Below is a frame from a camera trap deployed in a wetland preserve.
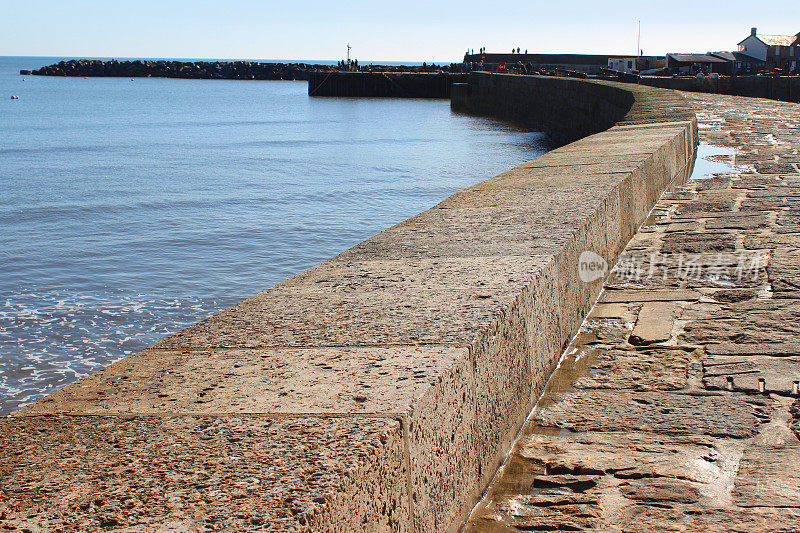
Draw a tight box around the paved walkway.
[466,93,800,531]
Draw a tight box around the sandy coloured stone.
[600,289,701,303]
[17,346,467,416]
[619,478,702,503]
[535,390,770,438]
[629,302,680,345]
[519,431,720,483]
[683,299,800,345]
[612,504,800,533]
[708,288,758,303]
[471,493,602,532]
[661,232,736,253]
[0,415,409,532]
[703,356,800,395]
[705,342,800,357]
[769,247,800,296]
[575,349,690,391]
[587,303,631,319]
[732,444,800,508]
[532,474,599,491]
[704,215,768,230]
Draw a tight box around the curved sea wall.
[638,74,800,104]
[308,71,468,98]
[1,74,696,532]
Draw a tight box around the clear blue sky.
[1,0,797,62]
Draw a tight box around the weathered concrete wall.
[1,75,697,532]
[308,72,468,98]
[452,72,697,146]
[451,73,633,145]
[639,74,800,103]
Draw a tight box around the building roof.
[667,53,729,64]
[738,33,798,46]
[710,51,765,63]
[758,34,797,46]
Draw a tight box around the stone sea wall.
[1,74,697,532]
[308,72,468,98]
[639,74,800,103]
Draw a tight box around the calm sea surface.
[0,56,548,415]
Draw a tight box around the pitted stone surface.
[0,416,409,532]
[153,256,551,349]
[18,346,468,415]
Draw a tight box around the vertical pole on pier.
[637,20,641,70]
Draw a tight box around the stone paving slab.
[704,356,800,395]
[628,302,681,345]
[732,444,800,507]
[518,431,719,482]
[600,289,701,303]
[574,348,691,391]
[705,342,800,357]
[535,390,770,438]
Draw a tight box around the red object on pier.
[498,62,507,73]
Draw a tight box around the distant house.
[666,53,731,75]
[738,27,800,71]
[709,51,765,75]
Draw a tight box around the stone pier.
[465,93,800,531]
[1,76,698,532]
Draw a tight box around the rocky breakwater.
[24,59,458,80]
[26,59,333,80]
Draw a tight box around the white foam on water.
[0,286,226,414]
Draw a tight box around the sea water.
[0,56,548,414]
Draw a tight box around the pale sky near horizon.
[1,0,797,62]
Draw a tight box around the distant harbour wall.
[461,53,666,74]
[451,73,637,146]
[2,74,697,532]
[308,71,469,98]
[639,74,800,103]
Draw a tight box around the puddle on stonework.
[690,143,740,180]
[462,339,606,532]
[640,143,742,228]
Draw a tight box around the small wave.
[0,287,228,415]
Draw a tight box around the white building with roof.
[738,28,799,71]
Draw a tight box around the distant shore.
[20,59,458,80]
